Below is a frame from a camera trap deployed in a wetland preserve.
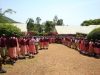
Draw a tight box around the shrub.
[0,23,22,37]
[87,27,100,40]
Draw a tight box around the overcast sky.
[0,0,100,25]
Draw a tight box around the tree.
[0,8,21,37]
[35,17,42,33]
[44,21,54,33]
[87,27,100,40]
[26,17,43,35]
[38,25,43,33]
[0,8,15,16]
[0,8,16,23]
[57,19,63,25]
[0,23,21,37]
[26,18,34,32]
[81,19,100,26]
[53,15,58,25]
[36,17,41,24]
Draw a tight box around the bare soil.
[2,44,100,75]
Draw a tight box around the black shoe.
[39,48,42,50]
[11,61,14,65]
[0,68,7,73]
[95,55,100,59]
[32,55,34,58]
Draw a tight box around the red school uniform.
[20,38,27,55]
[8,37,17,58]
[28,38,36,54]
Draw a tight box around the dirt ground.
[2,44,100,75]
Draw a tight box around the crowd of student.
[55,36,100,58]
[0,34,100,73]
[0,34,49,73]
[38,36,100,58]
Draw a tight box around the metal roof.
[55,25,100,34]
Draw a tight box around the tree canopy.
[87,27,100,40]
[53,15,64,26]
[26,17,44,35]
[53,15,58,25]
[81,19,100,26]
[0,9,17,23]
[36,17,41,24]
[0,23,21,37]
[26,18,34,32]
[0,8,22,37]
[57,19,63,25]
[44,21,55,33]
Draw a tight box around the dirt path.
[2,44,100,75]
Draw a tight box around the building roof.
[13,23,27,32]
[55,25,100,34]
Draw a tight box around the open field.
[2,44,100,75]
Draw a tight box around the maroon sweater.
[0,37,7,47]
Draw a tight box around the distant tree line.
[26,15,64,35]
[81,18,100,40]
[81,19,100,26]
[0,8,64,36]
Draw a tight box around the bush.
[87,27,100,40]
[0,23,22,37]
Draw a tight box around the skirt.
[29,45,36,54]
[8,47,17,58]
[20,45,27,55]
[94,48,100,54]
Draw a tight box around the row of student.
[61,36,100,58]
[0,35,49,73]
[45,36,100,58]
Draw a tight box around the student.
[84,39,89,54]
[65,37,69,46]
[42,37,45,49]
[44,37,49,49]
[88,39,94,56]
[94,40,100,58]
[62,37,66,45]
[16,37,21,58]
[39,37,43,50]
[79,38,85,53]
[0,34,7,64]
[34,37,39,54]
[8,36,18,65]
[0,35,7,73]
[20,37,27,58]
[75,38,80,50]
[49,37,52,44]
[71,37,75,49]
[28,37,35,58]
[0,55,6,73]
[26,37,30,55]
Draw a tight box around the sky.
[0,0,100,25]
